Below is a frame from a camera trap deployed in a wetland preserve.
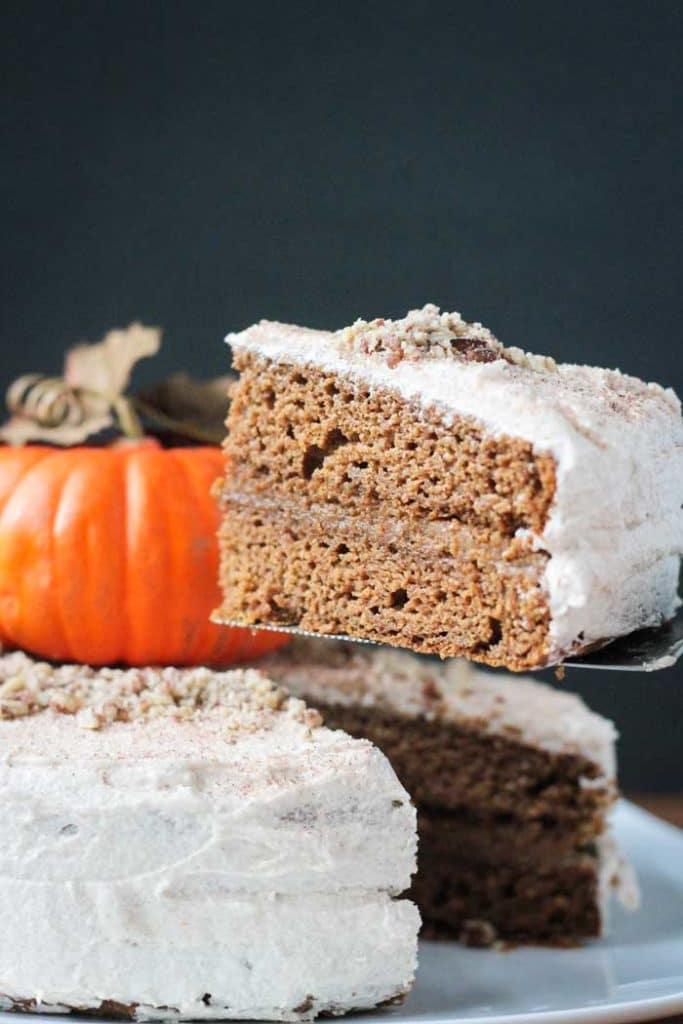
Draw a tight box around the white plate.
[2,802,681,1024]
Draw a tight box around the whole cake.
[258,639,638,946]
[0,652,419,1020]
[215,304,683,670]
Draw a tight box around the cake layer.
[226,352,556,534]
[220,306,683,667]
[414,826,601,945]
[0,653,419,1019]
[413,808,598,866]
[256,640,634,945]
[219,498,551,669]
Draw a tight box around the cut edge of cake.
[256,638,639,946]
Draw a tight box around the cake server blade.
[216,604,683,672]
[562,604,683,671]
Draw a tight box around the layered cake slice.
[215,304,683,669]
[0,652,419,1021]
[258,639,638,946]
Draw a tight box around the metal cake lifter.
[214,603,683,673]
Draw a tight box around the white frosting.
[597,826,641,925]
[0,888,418,1021]
[227,311,683,661]
[0,666,419,1019]
[259,640,617,779]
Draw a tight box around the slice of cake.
[0,652,419,1021]
[257,639,638,946]
[215,304,683,670]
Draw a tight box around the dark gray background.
[2,1,681,790]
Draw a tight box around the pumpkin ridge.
[0,448,52,516]
[123,448,167,665]
[108,450,129,662]
[57,448,127,665]
[159,447,201,665]
[52,452,88,664]
[33,453,75,660]
[121,449,140,665]
[168,449,206,664]
[0,450,55,653]
[170,447,225,665]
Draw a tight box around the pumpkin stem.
[111,395,145,440]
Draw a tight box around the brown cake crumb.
[458,919,499,948]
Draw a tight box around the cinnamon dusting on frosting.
[0,651,323,733]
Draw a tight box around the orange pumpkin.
[0,440,288,667]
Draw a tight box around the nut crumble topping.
[0,651,323,733]
[337,303,557,373]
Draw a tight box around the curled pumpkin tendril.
[5,375,144,439]
[7,375,88,429]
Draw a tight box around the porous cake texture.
[0,652,419,1021]
[258,639,638,946]
[216,304,683,670]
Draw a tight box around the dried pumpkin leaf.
[65,323,161,397]
[136,371,233,443]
